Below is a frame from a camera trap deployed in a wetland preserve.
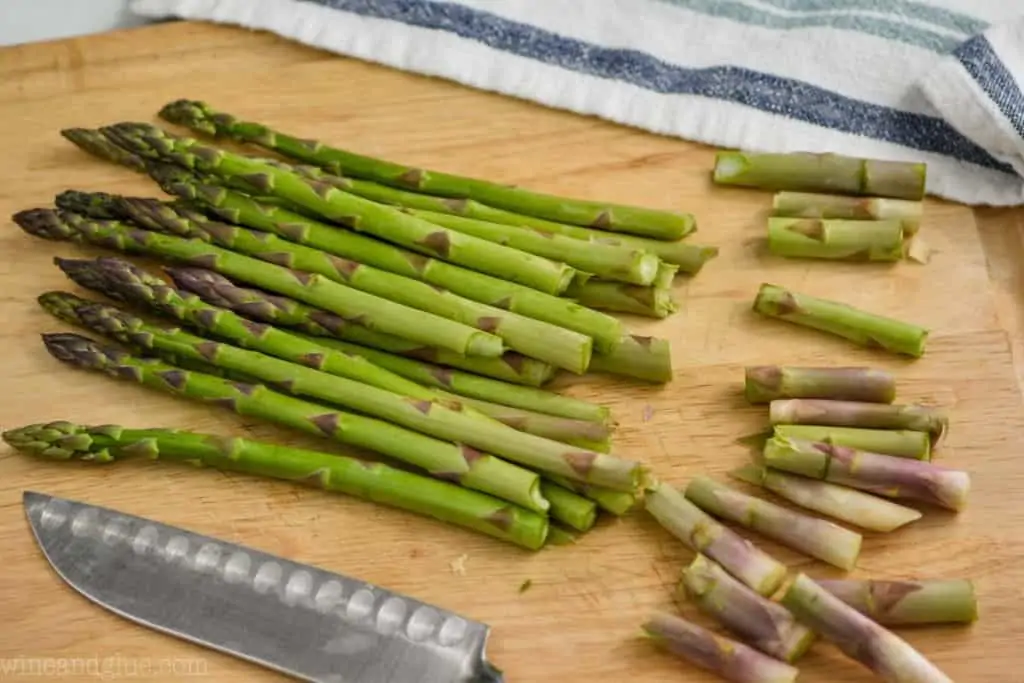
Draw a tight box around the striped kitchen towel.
[131,0,1024,206]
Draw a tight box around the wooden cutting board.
[2,21,1023,683]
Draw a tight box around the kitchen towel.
[130,0,1024,206]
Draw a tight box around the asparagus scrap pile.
[2,100,718,549]
[639,364,971,682]
[713,150,932,263]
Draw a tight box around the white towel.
[131,0,1024,206]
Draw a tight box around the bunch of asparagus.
[5,100,720,549]
[637,365,973,681]
[712,149,931,263]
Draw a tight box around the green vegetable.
[766,218,904,261]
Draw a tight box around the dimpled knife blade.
[23,491,504,683]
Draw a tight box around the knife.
[22,490,505,683]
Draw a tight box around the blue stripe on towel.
[755,0,986,37]
[311,0,1014,174]
[955,35,1024,141]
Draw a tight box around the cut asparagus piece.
[767,217,903,261]
[166,266,556,386]
[102,123,580,295]
[773,424,931,460]
[745,365,896,404]
[16,209,507,359]
[539,480,597,532]
[158,99,697,240]
[588,335,673,383]
[116,197,592,374]
[772,191,923,236]
[146,169,624,354]
[781,574,954,683]
[564,279,677,319]
[644,481,788,596]
[764,436,970,511]
[680,554,815,663]
[753,283,929,357]
[3,421,548,550]
[730,464,922,533]
[714,150,927,200]
[404,209,662,286]
[684,475,862,570]
[295,334,611,424]
[770,398,949,446]
[546,475,637,516]
[39,332,552,511]
[816,579,978,625]
[641,612,799,683]
[652,262,679,289]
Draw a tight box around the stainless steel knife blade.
[23,490,505,683]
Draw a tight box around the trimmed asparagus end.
[817,579,978,625]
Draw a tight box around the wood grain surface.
[1,21,1023,683]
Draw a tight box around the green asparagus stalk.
[745,365,896,403]
[115,196,593,374]
[753,283,929,357]
[60,128,150,173]
[165,266,556,386]
[766,218,904,261]
[644,481,788,596]
[679,554,815,663]
[564,279,677,318]
[772,191,923,236]
[781,574,953,683]
[641,612,798,683]
[730,464,922,532]
[402,209,662,285]
[764,436,970,511]
[539,480,597,532]
[144,167,625,354]
[773,424,931,460]
[652,262,679,289]
[40,332,553,510]
[684,475,862,570]
[16,209,509,359]
[545,474,637,516]
[443,396,610,451]
[296,334,610,424]
[158,99,696,240]
[770,398,948,446]
[588,334,673,383]
[713,150,927,200]
[102,123,580,296]
[816,579,978,625]
[3,421,549,550]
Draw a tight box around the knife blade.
[23,490,505,683]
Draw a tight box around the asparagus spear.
[745,365,895,403]
[770,398,949,446]
[773,424,930,460]
[165,266,556,386]
[644,481,788,596]
[588,334,673,384]
[545,474,636,516]
[145,168,625,354]
[402,209,662,286]
[764,436,970,511]
[652,262,679,289]
[730,464,922,532]
[16,209,510,359]
[40,332,553,510]
[685,475,862,570]
[767,218,904,261]
[158,99,696,240]
[540,480,597,532]
[60,128,150,173]
[753,283,929,357]
[679,554,815,663]
[641,612,798,683]
[102,123,580,296]
[116,196,593,374]
[781,574,954,683]
[442,395,610,452]
[816,579,978,625]
[294,333,610,424]
[3,421,549,550]
[713,150,927,200]
[772,191,923,236]
[563,279,677,318]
